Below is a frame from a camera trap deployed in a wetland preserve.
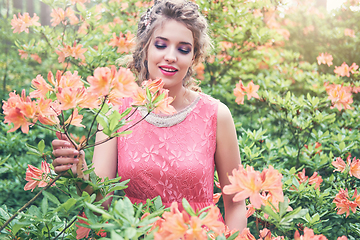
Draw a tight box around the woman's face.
[147,19,194,90]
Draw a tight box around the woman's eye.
[155,44,166,49]
[179,48,191,54]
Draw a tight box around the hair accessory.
[144,6,154,30]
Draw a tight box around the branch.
[0,172,66,232]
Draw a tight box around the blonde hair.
[127,0,211,88]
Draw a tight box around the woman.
[52,0,246,231]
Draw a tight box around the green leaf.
[0,155,10,166]
[182,198,196,216]
[281,207,308,223]
[125,227,137,238]
[111,230,124,240]
[84,202,113,220]
[226,231,240,240]
[42,191,60,205]
[38,140,45,153]
[261,205,280,221]
[41,197,48,217]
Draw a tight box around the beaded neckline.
[138,94,201,127]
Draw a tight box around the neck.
[167,86,195,111]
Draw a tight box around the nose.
[164,46,177,63]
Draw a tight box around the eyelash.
[154,43,191,54]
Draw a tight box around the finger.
[52,157,79,167]
[52,139,73,150]
[53,148,79,158]
[53,164,73,174]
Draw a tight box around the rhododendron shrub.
[2,0,360,239]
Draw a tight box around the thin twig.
[53,209,84,240]
[0,172,66,232]
[86,96,108,146]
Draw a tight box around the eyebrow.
[155,36,193,46]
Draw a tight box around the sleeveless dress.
[117,92,219,212]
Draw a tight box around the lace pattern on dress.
[138,95,201,127]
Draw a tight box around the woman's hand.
[52,132,84,176]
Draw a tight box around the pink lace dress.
[117,92,219,212]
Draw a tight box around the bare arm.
[215,102,247,231]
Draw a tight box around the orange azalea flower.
[56,87,78,110]
[334,62,351,77]
[243,80,260,100]
[75,212,90,239]
[213,193,221,204]
[333,189,358,217]
[108,31,135,53]
[153,96,176,115]
[142,78,165,94]
[246,203,255,218]
[87,66,114,97]
[18,49,28,59]
[308,172,323,190]
[58,71,84,90]
[194,63,205,80]
[30,54,42,64]
[50,8,66,26]
[11,12,40,33]
[24,161,53,191]
[316,52,333,67]
[154,202,188,240]
[349,62,359,74]
[3,107,31,133]
[132,87,147,106]
[349,157,360,179]
[223,165,263,208]
[64,109,84,127]
[337,237,348,240]
[71,42,87,61]
[185,216,207,240]
[260,228,285,240]
[233,80,246,105]
[30,75,53,99]
[344,28,355,38]
[237,228,256,240]
[260,165,284,202]
[294,227,327,240]
[333,155,360,179]
[201,205,225,235]
[65,8,79,25]
[110,67,138,100]
[223,165,283,209]
[326,84,353,111]
[332,157,347,173]
[3,90,34,133]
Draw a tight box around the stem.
[86,96,108,146]
[53,209,84,240]
[125,107,138,120]
[83,112,150,150]
[0,172,66,232]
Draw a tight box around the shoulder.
[217,101,234,125]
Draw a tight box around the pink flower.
[24,161,54,191]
